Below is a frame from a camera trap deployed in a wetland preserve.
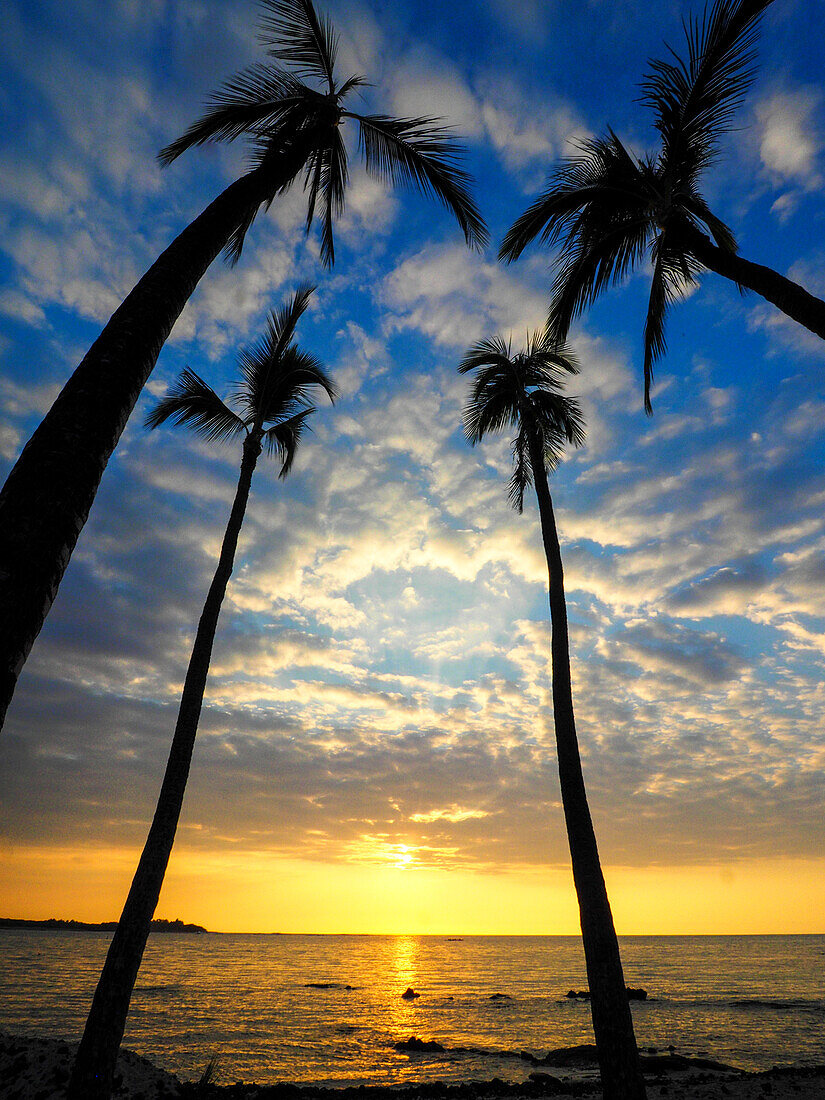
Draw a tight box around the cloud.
[3,0,825,902]
[383,243,548,347]
[756,88,824,221]
[758,89,823,187]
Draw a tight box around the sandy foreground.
[2,1031,824,1100]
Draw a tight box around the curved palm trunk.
[67,434,262,1100]
[680,223,825,341]
[0,136,312,732]
[527,435,646,1100]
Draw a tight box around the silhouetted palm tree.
[68,285,336,1100]
[0,0,487,731]
[500,0,825,412]
[459,332,646,1100]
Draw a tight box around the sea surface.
[0,932,823,1087]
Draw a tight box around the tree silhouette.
[68,285,336,1100]
[460,331,646,1100]
[0,0,487,731]
[500,0,825,411]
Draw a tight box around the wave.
[305,982,358,991]
[728,998,825,1014]
[606,994,825,1015]
[133,983,183,997]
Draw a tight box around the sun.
[393,844,414,869]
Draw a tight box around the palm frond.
[508,426,532,514]
[547,213,653,339]
[235,284,317,413]
[680,189,737,252]
[524,331,581,380]
[158,65,307,165]
[263,407,315,476]
[145,370,247,442]
[459,332,585,509]
[463,380,521,443]
[500,132,649,262]
[337,74,369,98]
[458,336,513,376]
[260,0,338,90]
[353,113,488,250]
[258,346,338,423]
[530,388,587,452]
[317,127,348,267]
[642,0,773,177]
[642,234,701,412]
[303,149,324,234]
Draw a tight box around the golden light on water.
[390,934,419,990]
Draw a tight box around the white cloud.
[757,89,823,217]
[383,242,548,347]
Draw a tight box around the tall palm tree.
[459,332,646,1100]
[0,0,487,732]
[500,0,825,412]
[67,285,337,1100]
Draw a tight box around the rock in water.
[394,1037,445,1053]
[401,986,420,999]
[565,986,647,1001]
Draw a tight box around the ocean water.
[0,932,822,1087]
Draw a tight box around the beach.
[3,1029,825,1100]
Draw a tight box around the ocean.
[0,932,822,1087]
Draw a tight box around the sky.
[1,0,824,936]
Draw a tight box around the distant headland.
[0,917,207,933]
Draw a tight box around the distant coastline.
[0,917,207,934]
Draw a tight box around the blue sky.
[1,0,824,932]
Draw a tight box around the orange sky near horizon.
[3,844,824,936]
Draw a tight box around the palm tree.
[0,0,487,732]
[67,285,337,1100]
[500,0,825,412]
[459,332,646,1100]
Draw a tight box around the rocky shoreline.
[3,1030,824,1100]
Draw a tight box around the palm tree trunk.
[679,223,825,341]
[0,136,313,733]
[527,435,646,1100]
[67,435,261,1100]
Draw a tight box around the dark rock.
[527,1072,567,1093]
[401,987,420,1000]
[489,993,512,1000]
[640,1053,738,1074]
[565,986,647,1001]
[305,982,356,990]
[539,1044,600,1067]
[394,1037,445,1053]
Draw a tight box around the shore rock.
[538,1044,599,1067]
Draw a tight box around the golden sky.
[4,843,824,935]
